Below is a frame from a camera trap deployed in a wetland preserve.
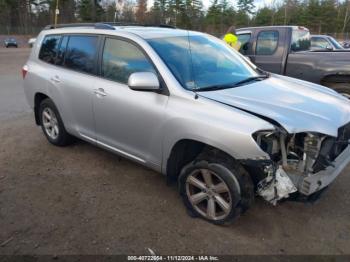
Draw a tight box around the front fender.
[161,95,273,174]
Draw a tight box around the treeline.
[0,0,350,36]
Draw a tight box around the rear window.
[291,28,311,52]
[39,35,61,64]
[64,35,98,74]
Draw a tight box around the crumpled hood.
[199,75,350,137]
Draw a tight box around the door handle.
[50,75,60,83]
[94,88,107,97]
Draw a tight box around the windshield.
[291,29,311,52]
[328,36,343,50]
[147,34,260,90]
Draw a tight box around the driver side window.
[102,38,156,84]
[237,33,251,55]
[311,37,330,49]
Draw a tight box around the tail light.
[22,65,28,79]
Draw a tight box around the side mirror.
[128,72,160,91]
[326,45,333,51]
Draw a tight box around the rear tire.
[39,98,74,146]
[178,149,254,225]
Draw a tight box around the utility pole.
[54,0,59,27]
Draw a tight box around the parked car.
[310,34,344,51]
[236,26,350,97]
[342,41,350,49]
[28,37,36,47]
[23,23,350,224]
[4,38,18,48]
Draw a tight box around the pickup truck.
[236,26,350,97]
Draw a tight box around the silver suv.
[23,23,350,225]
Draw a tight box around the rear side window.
[256,31,279,55]
[102,38,156,84]
[39,35,61,64]
[64,35,98,74]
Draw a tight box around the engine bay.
[253,122,350,204]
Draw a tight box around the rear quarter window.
[39,35,61,64]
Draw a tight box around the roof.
[237,25,309,31]
[42,23,202,39]
[113,26,197,39]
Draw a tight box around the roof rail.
[44,23,95,30]
[94,23,115,30]
[44,22,176,30]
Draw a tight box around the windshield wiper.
[233,74,269,86]
[196,74,269,92]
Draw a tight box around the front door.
[93,37,168,167]
[251,29,286,74]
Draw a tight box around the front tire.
[178,149,254,225]
[39,98,73,146]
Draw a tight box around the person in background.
[223,25,241,51]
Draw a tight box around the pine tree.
[151,0,169,24]
[237,0,255,15]
[168,0,186,26]
[254,7,274,26]
[77,0,104,22]
[78,0,93,21]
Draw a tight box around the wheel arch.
[321,74,350,95]
[164,138,239,185]
[321,74,350,85]
[34,92,49,125]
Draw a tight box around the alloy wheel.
[186,168,232,221]
[42,107,59,140]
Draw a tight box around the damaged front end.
[251,122,350,205]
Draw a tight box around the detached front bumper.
[298,145,350,195]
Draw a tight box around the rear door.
[251,28,288,74]
[51,34,99,139]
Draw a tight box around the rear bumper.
[298,145,350,195]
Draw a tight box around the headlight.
[253,129,280,157]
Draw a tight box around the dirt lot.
[0,48,350,255]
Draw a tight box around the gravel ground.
[0,48,350,255]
